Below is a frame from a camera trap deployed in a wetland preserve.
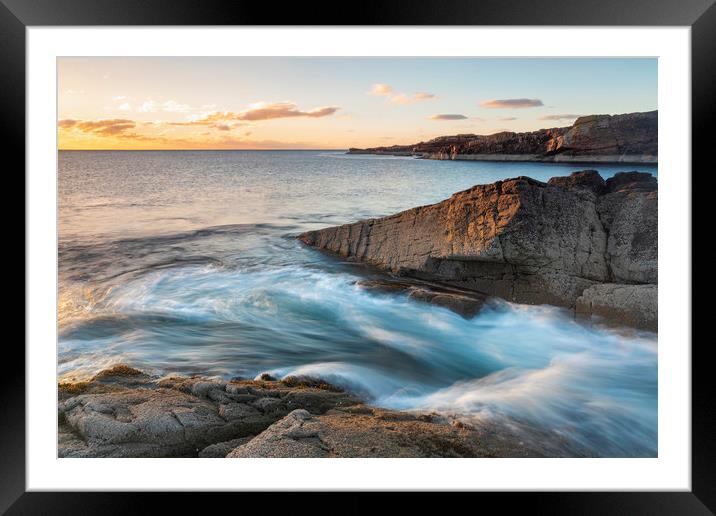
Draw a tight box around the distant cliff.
[348,110,657,164]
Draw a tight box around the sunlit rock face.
[298,170,657,330]
[348,110,657,163]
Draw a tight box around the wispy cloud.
[370,84,437,105]
[232,102,339,121]
[181,102,340,124]
[370,84,393,96]
[136,99,193,114]
[161,100,192,113]
[59,118,136,136]
[499,117,517,121]
[480,98,544,109]
[539,114,581,121]
[390,92,437,105]
[138,100,158,113]
[429,114,468,120]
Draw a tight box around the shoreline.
[345,150,658,165]
[58,365,560,458]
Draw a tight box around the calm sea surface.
[58,150,658,456]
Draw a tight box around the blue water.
[58,150,658,457]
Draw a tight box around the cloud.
[233,102,339,121]
[112,95,127,101]
[178,102,340,125]
[59,118,137,136]
[161,100,192,113]
[136,99,193,114]
[414,92,436,100]
[370,84,437,105]
[370,83,393,96]
[138,100,158,113]
[389,92,437,105]
[117,102,131,111]
[499,117,517,121]
[539,114,581,121]
[429,114,468,120]
[480,98,544,109]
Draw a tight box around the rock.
[227,409,329,458]
[227,407,543,458]
[356,278,488,318]
[406,288,486,318]
[58,368,360,458]
[547,170,606,195]
[605,171,658,193]
[576,284,657,331]
[348,111,657,163]
[298,171,657,330]
[58,366,593,458]
[198,436,254,458]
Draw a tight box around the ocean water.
[58,150,658,457]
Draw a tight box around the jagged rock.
[348,110,657,163]
[298,171,657,330]
[547,170,606,195]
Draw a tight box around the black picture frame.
[4,0,709,513]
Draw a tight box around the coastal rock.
[198,436,254,458]
[355,278,488,317]
[58,366,360,458]
[226,407,542,458]
[298,171,657,330]
[348,110,657,163]
[57,366,597,458]
[576,283,657,331]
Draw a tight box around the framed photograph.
[7,0,710,512]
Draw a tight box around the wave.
[58,260,657,456]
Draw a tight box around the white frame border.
[27,27,691,491]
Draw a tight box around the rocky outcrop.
[58,365,360,458]
[58,365,547,458]
[226,407,541,458]
[348,110,657,164]
[298,171,657,330]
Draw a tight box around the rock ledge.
[298,170,657,330]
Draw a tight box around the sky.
[58,57,657,150]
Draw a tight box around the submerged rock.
[298,171,657,330]
[355,278,488,317]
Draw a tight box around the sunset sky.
[58,57,657,150]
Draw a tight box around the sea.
[58,150,659,457]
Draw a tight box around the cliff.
[348,110,657,164]
[298,170,657,330]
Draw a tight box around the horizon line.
[58,148,350,152]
